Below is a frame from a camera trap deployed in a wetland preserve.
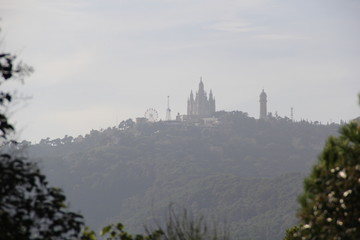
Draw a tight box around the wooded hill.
[26,111,339,240]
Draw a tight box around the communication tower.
[166,96,171,121]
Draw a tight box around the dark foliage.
[295,122,360,239]
[81,206,229,240]
[283,226,300,240]
[0,52,32,139]
[82,222,164,240]
[0,153,83,240]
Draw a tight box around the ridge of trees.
[28,111,339,239]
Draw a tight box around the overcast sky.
[1,0,360,142]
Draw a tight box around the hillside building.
[187,78,216,117]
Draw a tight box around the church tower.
[187,78,216,117]
[259,89,267,119]
[187,91,194,115]
[209,90,215,113]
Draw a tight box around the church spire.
[199,77,204,92]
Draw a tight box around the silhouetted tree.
[0,153,83,239]
[119,119,135,130]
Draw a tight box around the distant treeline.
[26,111,339,240]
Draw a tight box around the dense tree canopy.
[0,153,83,240]
[28,111,339,240]
[295,121,360,239]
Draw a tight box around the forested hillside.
[26,111,339,240]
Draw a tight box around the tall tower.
[197,77,206,115]
[259,89,267,119]
[166,96,171,121]
[209,90,215,113]
[187,91,194,115]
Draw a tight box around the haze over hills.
[4,0,359,143]
[25,111,340,240]
[2,1,359,239]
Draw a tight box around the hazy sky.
[1,0,360,142]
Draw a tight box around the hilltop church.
[184,78,267,121]
[187,78,216,117]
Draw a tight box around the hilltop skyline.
[1,0,359,142]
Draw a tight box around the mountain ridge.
[26,111,340,239]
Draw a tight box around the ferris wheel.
[144,108,158,122]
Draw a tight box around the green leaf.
[100,225,112,236]
[81,226,96,240]
[116,223,124,231]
